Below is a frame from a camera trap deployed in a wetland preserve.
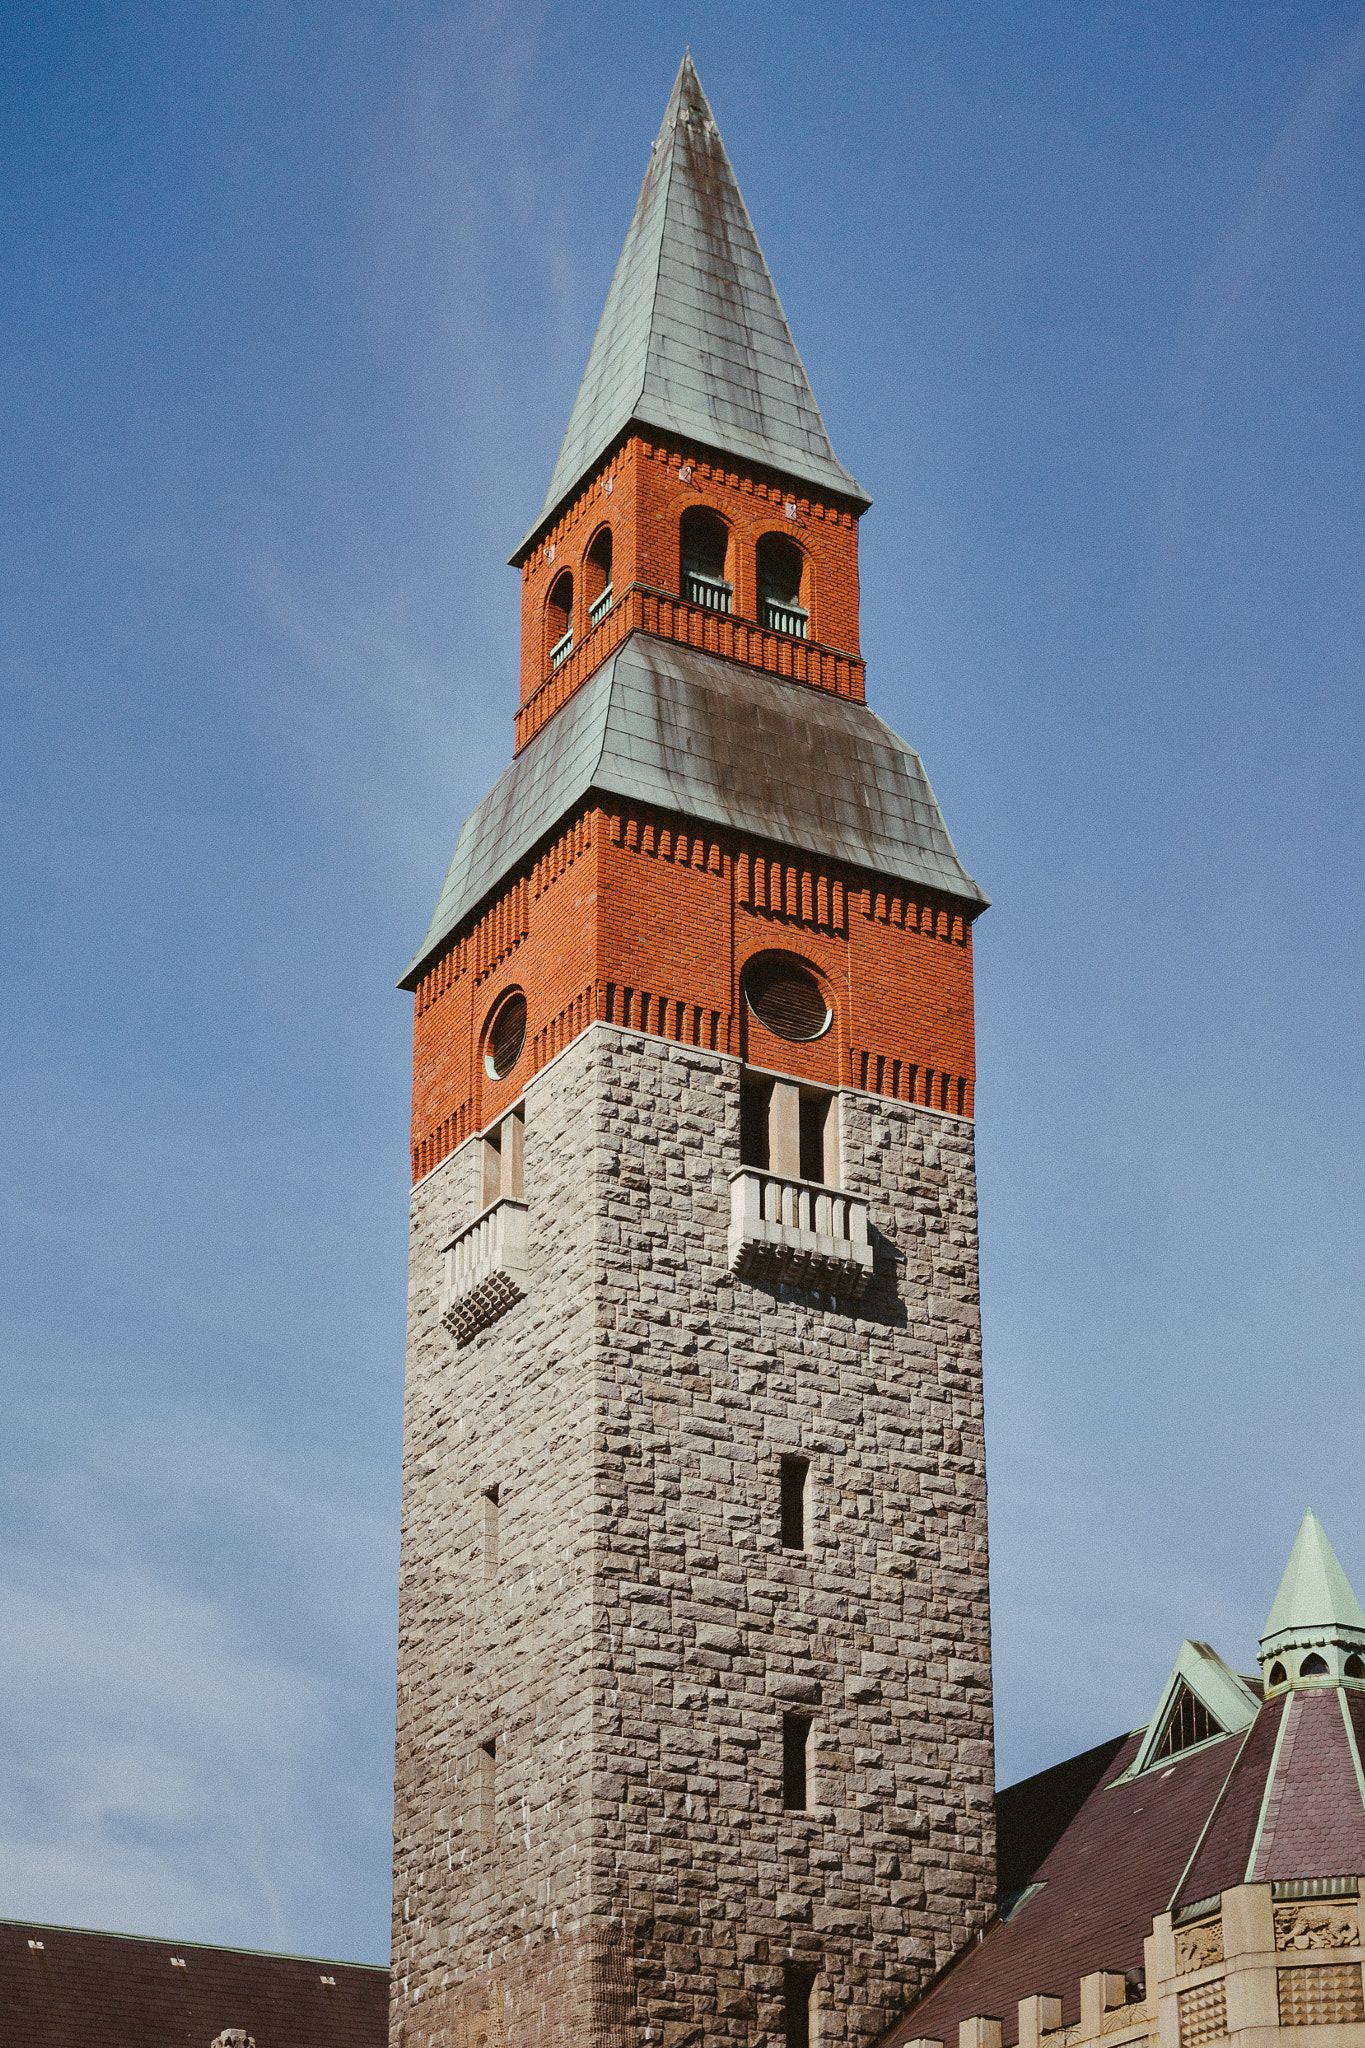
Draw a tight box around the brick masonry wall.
[409,798,977,1183]
[392,1024,995,2048]
[515,437,863,711]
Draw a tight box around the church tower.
[391,54,995,2048]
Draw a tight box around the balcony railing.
[683,571,732,614]
[589,583,614,628]
[761,599,808,639]
[550,627,574,670]
[728,1170,872,1299]
[439,1197,529,1345]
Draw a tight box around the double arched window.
[680,508,732,613]
[586,528,613,629]
[757,533,807,638]
[547,572,574,670]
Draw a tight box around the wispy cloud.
[0,1404,394,1955]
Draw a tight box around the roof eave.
[509,415,873,568]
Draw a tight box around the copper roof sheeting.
[0,1920,386,2048]
[516,52,868,558]
[400,633,988,987]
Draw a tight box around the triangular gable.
[1122,1640,1259,1780]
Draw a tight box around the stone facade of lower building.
[391,1024,995,2048]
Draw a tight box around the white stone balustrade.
[727,1169,872,1299]
[439,1198,530,1345]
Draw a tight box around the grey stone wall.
[391,1025,994,2048]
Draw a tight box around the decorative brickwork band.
[514,583,865,751]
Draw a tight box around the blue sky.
[3,0,1365,1969]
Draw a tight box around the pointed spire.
[517,52,868,556]
[1259,1508,1365,1694]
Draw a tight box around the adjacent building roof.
[515,51,869,559]
[0,1919,386,2048]
[399,634,988,987]
[879,1511,1365,2048]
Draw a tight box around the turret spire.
[517,50,868,556]
[1259,1506,1365,1695]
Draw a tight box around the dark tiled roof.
[1175,1696,1281,1905]
[1252,1688,1365,1880]
[882,1729,1245,2048]
[995,1735,1130,1899]
[0,1920,386,2048]
[399,633,988,987]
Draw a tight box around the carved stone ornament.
[1175,1919,1225,1973]
[1275,1902,1360,1952]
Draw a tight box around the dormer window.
[680,508,732,613]
[547,572,574,669]
[758,532,808,638]
[587,527,613,628]
[1153,1681,1223,1761]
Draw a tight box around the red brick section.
[409,797,977,1182]
[512,433,865,747]
[878,1729,1247,2048]
[1251,1688,1365,1881]
[0,1919,385,2048]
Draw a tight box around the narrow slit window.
[798,1094,829,1183]
[783,1715,811,1810]
[478,1738,496,1844]
[482,1486,499,1580]
[784,1964,818,2048]
[781,1457,809,1550]
[740,1080,771,1168]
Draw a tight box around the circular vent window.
[484,993,527,1079]
[744,959,831,1042]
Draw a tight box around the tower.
[391,54,995,2048]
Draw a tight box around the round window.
[484,993,527,1079]
[743,958,831,1042]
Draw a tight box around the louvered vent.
[744,961,830,1043]
[485,994,527,1079]
[1154,1681,1223,1761]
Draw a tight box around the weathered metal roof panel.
[515,53,868,560]
[399,637,987,987]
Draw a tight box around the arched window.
[1269,1661,1287,1686]
[1300,1652,1330,1677]
[757,533,808,638]
[586,528,613,628]
[680,508,731,613]
[1346,1655,1364,1679]
[547,572,573,670]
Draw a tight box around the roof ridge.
[0,1919,386,1970]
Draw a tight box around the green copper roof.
[514,51,868,560]
[1261,1508,1365,1655]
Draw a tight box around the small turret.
[1259,1506,1365,1696]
